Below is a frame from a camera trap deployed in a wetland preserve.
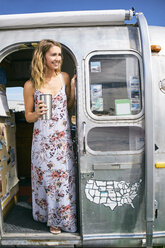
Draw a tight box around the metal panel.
[152,53,165,238]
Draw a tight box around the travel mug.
[39,94,52,120]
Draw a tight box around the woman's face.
[45,45,62,71]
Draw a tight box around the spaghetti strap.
[59,73,65,87]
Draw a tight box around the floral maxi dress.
[31,74,77,232]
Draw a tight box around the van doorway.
[0,43,78,236]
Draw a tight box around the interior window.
[89,54,142,117]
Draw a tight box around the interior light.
[31,43,38,47]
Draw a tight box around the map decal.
[85,179,142,210]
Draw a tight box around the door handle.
[82,121,86,154]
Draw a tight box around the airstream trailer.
[0,8,165,247]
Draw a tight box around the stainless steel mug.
[39,94,52,120]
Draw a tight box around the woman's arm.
[62,72,76,111]
[23,80,47,123]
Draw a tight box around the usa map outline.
[85,179,142,210]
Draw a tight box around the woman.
[23,39,77,234]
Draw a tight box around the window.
[88,53,142,117]
[6,87,25,112]
[87,126,144,152]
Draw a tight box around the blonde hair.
[31,39,62,89]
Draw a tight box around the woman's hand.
[35,100,47,118]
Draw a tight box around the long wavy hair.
[31,39,62,89]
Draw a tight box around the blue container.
[0,67,7,84]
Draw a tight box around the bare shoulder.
[61,72,70,85]
[24,80,35,93]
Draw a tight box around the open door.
[78,50,146,246]
[0,43,80,247]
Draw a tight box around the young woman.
[24,39,77,234]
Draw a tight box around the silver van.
[0,8,165,247]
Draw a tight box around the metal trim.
[93,162,141,170]
[135,12,155,247]
[83,231,165,240]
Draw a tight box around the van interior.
[0,43,78,235]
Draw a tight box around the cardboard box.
[0,110,19,197]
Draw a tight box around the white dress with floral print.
[31,74,77,232]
